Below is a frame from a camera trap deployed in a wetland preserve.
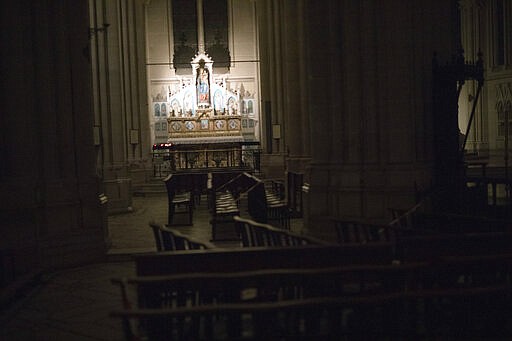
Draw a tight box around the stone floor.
[1,192,305,340]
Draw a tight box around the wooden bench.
[234,216,328,247]
[206,172,261,242]
[215,171,259,201]
[247,178,290,229]
[331,215,512,263]
[411,211,512,233]
[396,231,512,262]
[111,282,511,339]
[111,252,512,338]
[149,222,215,251]
[133,244,395,276]
[333,220,395,244]
[110,262,427,339]
[210,190,240,241]
[164,174,194,226]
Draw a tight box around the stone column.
[90,0,151,214]
[281,0,310,173]
[256,0,288,178]
[263,0,458,233]
[197,0,205,53]
[0,0,108,283]
[308,0,456,226]
[458,0,486,153]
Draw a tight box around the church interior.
[2,0,512,338]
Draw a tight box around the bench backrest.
[134,243,395,277]
[149,222,214,251]
[333,220,395,244]
[120,253,512,309]
[113,253,512,339]
[234,215,327,247]
[247,180,267,223]
[414,212,512,233]
[397,231,512,262]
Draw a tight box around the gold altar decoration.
[167,109,242,140]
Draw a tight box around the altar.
[166,53,244,144]
[149,51,261,177]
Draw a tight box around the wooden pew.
[215,172,259,201]
[111,291,418,339]
[331,215,512,264]
[134,244,395,277]
[234,216,328,247]
[247,177,290,229]
[149,222,215,251]
[412,211,512,233]
[210,190,240,241]
[121,244,396,338]
[396,231,512,262]
[111,252,512,339]
[333,220,395,244]
[111,262,429,339]
[164,174,194,226]
[111,282,511,339]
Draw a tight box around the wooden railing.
[152,145,261,177]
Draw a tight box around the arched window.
[172,0,229,72]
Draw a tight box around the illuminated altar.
[150,52,260,176]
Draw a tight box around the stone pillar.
[281,0,310,173]
[89,0,151,214]
[258,0,458,232]
[0,0,108,284]
[304,0,457,226]
[197,0,205,53]
[256,0,289,179]
[458,0,486,153]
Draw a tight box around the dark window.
[172,0,230,71]
[204,0,230,69]
[172,0,198,71]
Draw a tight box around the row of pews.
[112,210,512,339]
[165,170,291,242]
[111,248,512,338]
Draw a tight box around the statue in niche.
[196,60,211,107]
[214,91,223,113]
[227,97,236,115]
[171,100,180,117]
[184,92,193,115]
